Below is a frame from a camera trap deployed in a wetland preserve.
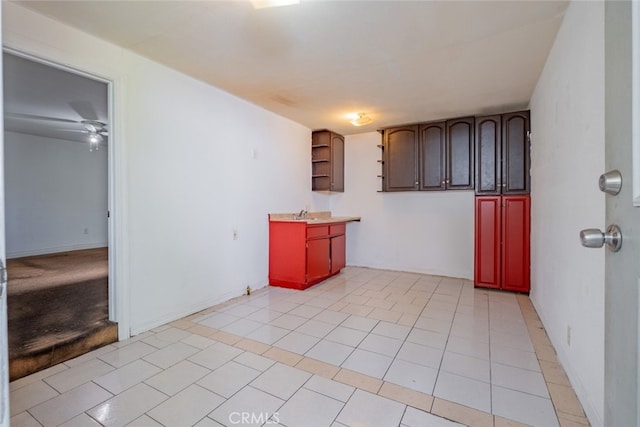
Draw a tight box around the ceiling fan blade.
[69,100,99,121]
[54,128,88,133]
[6,112,79,124]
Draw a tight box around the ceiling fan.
[5,112,109,151]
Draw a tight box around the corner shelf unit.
[377,144,384,192]
[312,130,344,192]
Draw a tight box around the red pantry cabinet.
[474,195,530,292]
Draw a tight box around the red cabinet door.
[307,238,330,284]
[330,234,346,274]
[501,195,530,292]
[474,196,501,289]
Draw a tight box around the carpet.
[7,248,118,380]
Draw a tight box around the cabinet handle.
[415,181,419,185]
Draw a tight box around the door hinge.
[0,261,7,286]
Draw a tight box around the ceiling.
[3,52,109,145]
[8,0,569,136]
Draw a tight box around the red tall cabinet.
[474,111,530,292]
[475,195,530,292]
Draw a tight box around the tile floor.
[10,267,590,427]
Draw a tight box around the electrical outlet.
[566,325,571,346]
[83,228,89,235]
[232,229,238,240]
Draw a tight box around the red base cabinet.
[269,221,346,290]
[474,195,530,293]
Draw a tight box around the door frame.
[2,47,129,340]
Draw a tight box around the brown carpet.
[7,248,118,380]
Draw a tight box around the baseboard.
[7,242,108,259]
[128,289,245,337]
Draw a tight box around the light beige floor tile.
[11,411,43,427]
[197,361,261,398]
[397,313,419,327]
[336,389,405,427]
[94,359,162,394]
[494,415,531,427]
[251,362,311,400]
[341,303,374,317]
[98,341,157,368]
[86,383,167,427]
[10,363,68,392]
[557,412,591,426]
[10,380,59,416]
[180,333,216,349]
[343,294,370,305]
[44,358,115,393]
[278,387,344,427]
[367,308,402,323]
[143,341,200,369]
[296,357,341,378]
[188,342,243,370]
[431,398,493,427]
[402,406,465,427]
[539,359,572,386]
[126,415,164,426]
[187,324,219,337]
[365,298,395,310]
[144,359,210,396]
[377,381,432,411]
[434,372,491,413]
[208,386,284,426]
[234,338,272,354]
[233,351,276,372]
[59,413,103,426]
[492,385,559,427]
[263,346,304,366]
[147,384,225,427]
[63,345,118,368]
[168,319,194,330]
[334,368,383,394]
[303,374,354,402]
[30,382,112,427]
[210,330,243,345]
[547,382,587,418]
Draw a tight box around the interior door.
[0,8,10,424]
[603,2,639,425]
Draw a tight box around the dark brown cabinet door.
[419,122,446,191]
[330,133,345,192]
[475,115,502,195]
[384,126,418,191]
[502,111,530,194]
[446,117,474,190]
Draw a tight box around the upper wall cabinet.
[446,117,475,190]
[382,118,474,192]
[384,125,419,191]
[312,130,344,192]
[475,111,530,195]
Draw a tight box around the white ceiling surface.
[4,52,109,144]
[9,0,569,136]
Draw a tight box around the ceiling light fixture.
[88,132,100,152]
[349,113,373,127]
[251,0,299,9]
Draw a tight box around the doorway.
[3,51,116,380]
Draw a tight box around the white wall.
[330,132,475,279]
[3,3,325,335]
[529,1,605,425]
[4,131,108,258]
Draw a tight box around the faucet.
[296,209,308,219]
